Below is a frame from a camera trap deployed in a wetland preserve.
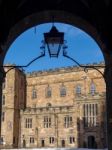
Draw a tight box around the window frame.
[60,85,66,97]
[75,85,81,95]
[25,118,32,128]
[83,103,98,128]
[43,116,51,128]
[64,116,72,128]
[32,89,37,99]
[49,137,55,144]
[69,136,75,144]
[45,86,52,98]
[90,82,96,95]
[30,137,34,144]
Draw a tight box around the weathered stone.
[1,66,106,149]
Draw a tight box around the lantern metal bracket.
[0,23,105,79]
[0,51,45,76]
[63,51,105,78]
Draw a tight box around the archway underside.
[0,7,112,150]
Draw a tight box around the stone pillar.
[0,67,5,139]
[0,46,5,147]
[104,65,112,149]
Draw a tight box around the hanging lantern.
[44,25,64,57]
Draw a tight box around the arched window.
[76,85,81,95]
[60,85,66,97]
[32,89,37,99]
[90,82,96,95]
[46,86,52,98]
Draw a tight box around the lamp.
[43,24,64,57]
[1,23,105,78]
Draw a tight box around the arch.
[1,10,107,67]
[0,8,110,149]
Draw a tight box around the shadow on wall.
[77,117,107,149]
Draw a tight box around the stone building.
[1,67,26,148]
[1,64,106,149]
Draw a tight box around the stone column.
[0,67,5,139]
[104,65,112,149]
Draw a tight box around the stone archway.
[0,10,111,149]
[1,10,107,63]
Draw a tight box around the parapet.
[26,62,105,78]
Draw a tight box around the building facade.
[1,67,26,148]
[1,65,106,149]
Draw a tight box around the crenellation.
[26,63,104,78]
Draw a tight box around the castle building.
[1,65,106,149]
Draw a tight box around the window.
[2,95,5,105]
[70,137,75,144]
[49,137,55,144]
[30,137,34,143]
[32,89,37,99]
[90,82,96,95]
[60,85,66,97]
[76,85,81,95]
[2,81,5,89]
[64,116,72,128]
[46,86,52,98]
[83,104,98,127]
[2,112,4,122]
[44,116,51,128]
[25,118,32,128]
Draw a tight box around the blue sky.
[4,23,104,72]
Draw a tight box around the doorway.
[61,139,65,147]
[23,139,26,148]
[41,139,45,147]
[88,136,97,148]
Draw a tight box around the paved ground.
[0,148,108,150]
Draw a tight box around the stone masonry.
[1,64,106,149]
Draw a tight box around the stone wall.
[1,65,106,148]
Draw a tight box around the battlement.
[26,62,105,77]
[3,62,105,77]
